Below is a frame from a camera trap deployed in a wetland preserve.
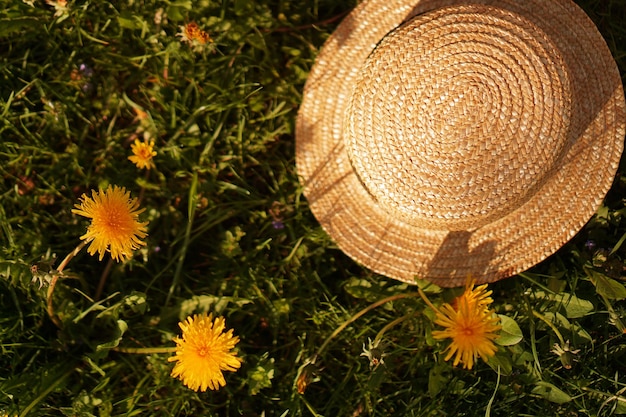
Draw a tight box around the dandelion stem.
[92,169,150,302]
[417,287,441,314]
[94,257,114,301]
[138,168,150,203]
[313,292,420,361]
[295,292,421,393]
[166,170,198,306]
[598,293,626,333]
[485,366,501,417]
[518,272,556,295]
[46,240,88,327]
[112,346,177,354]
[57,240,88,272]
[373,311,419,346]
[531,310,566,345]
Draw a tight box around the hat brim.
[296,0,625,287]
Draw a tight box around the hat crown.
[345,5,571,230]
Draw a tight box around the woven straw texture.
[296,0,625,287]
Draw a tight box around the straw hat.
[296,0,625,287]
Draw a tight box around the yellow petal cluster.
[72,185,148,262]
[430,280,501,370]
[169,313,242,392]
[128,139,156,170]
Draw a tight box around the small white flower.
[361,338,386,369]
[551,340,581,370]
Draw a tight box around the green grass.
[1,0,626,416]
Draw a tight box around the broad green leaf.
[122,291,148,314]
[117,12,146,30]
[547,276,567,293]
[413,277,442,293]
[486,350,513,376]
[543,311,570,328]
[343,277,407,307]
[496,315,523,346]
[428,364,450,397]
[589,270,626,300]
[542,312,593,344]
[552,293,594,318]
[96,320,128,351]
[572,323,593,344]
[94,291,147,321]
[532,381,572,404]
[179,295,252,318]
[343,278,375,301]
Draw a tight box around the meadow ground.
[1,0,626,416]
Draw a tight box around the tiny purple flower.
[584,240,596,251]
[79,63,94,77]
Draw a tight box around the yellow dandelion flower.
[453,280,494,310]
[168,313,242,392]
[72,185,148,262]
[423,280,500,370]
[128,138,157,170]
